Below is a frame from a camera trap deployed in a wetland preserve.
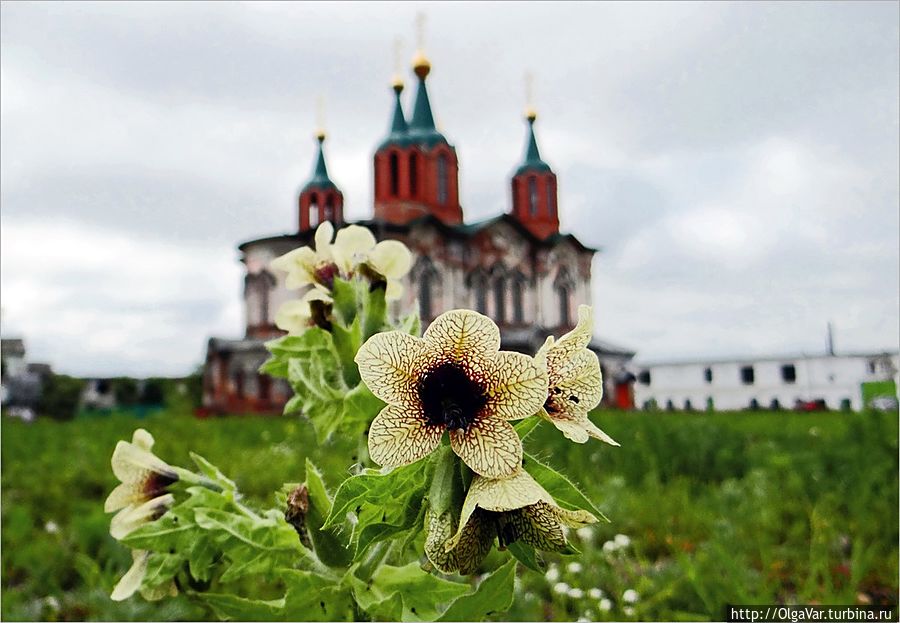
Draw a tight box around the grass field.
[2,408,897,621]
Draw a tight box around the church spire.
[298,120,343,232]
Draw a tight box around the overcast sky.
[2,1,898,376]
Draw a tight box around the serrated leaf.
[218,545,285,583]
[341,382,385,438]
[190,452,237,492]
[282,569,354,622]
[331,277,359,327]
[437,559,516,621]
[524,452,606,520]
[198,593,285,621]
[119,512,194,550]
[363,563,470,622]
[324,461,430,532]
[514,416,542,440]
[283,394,303,415]
[331,316,362,387]
[361,286,387,341]
[194,508,302,552]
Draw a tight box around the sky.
[1,1,898,376]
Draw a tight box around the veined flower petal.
[367,404,443,469]
[423,310,501,372]
[449,468,552,549]
[424,508,494,575]
[110,550,150,601]
[540,305,618,446]
[483,351,548,421]
[105,482,150,513]
[449,416,522,479]
[274,289,334,335]
[355,331,430,407]
[498,502,569,550]
[110,494,175,540]
[331,225,377,274]
[271,247,317,290]
[368,240,413,280]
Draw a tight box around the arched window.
[409,152,418,197]
[528,177,538,217]
[558,286,571,326]
[493,276,506,323]
[389,153,399,196]
[308,192,319,228]
[234,371,245,399]
[437,154,448,205]
[324,195,334,222]
[512,279,524,323]
[547,179,557,217]
[419,271,433,320]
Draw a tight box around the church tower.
[373,44,462,225]
[510,108,559,239]
[298,131,344,232]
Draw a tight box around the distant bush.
[38,375,85,420]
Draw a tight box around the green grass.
[2,409,897,621]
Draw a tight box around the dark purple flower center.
[417,362,487,431]
[143,470,178,499]
[314,263,340,289]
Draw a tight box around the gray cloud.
[1,1,897,376]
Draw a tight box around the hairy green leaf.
[305,459,353,568]
[198,593,285,621]
[524,452,606,520]
[190,452,237,492]
[437,559,516,621]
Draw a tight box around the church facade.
[202,52,635,414]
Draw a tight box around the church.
[201,47,636,414]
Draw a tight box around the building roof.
[514,115,552,176]
[238,213,599,254]
[300,134,338,193]
[1,339,25,358]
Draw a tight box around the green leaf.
[198,593,285,621]
[324,462,429,530]
[188,535,218,582]
[265,329,335,358]
[119,512,194,550]
[218,545,286,583]
[141,552,185,591]
[331,316,362,387]
[437,559,517,621]
[190,451,237,492]
[282,569,354,622]
[194,508,302,552]
[395,311,421,337]
[363,563,470,621]
[507,541,544,573]
[361,286,387,341]
[331,277,359,327]
[341,382,384,438]
[523,452,607,520]
[514,416,542,440]
[305,459,353,568]
[283,393,303,415]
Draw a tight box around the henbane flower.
[355,309,547,478]
[274,288,333,334]
[104,429,178,521]
[426,469,597,573]
[536,305,618,446]
[270,222,412,300]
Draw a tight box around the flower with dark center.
[355,309,548,478]
[425,469,597,574]
[536,305,619,446]
[275,289,334,334]
[104,429,179,522]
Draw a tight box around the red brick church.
[202,47,635,414]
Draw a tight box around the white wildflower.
[568,587,585,599]
[614,533,631,548]
[545,565,560,583]
[624,606,635,617]
[602,540,617,553]
[576,526,594,542]
[44,521,59,534]
[599,598,612,611]
[553,582,570,595]
[623,589,639,603]
[588,587,604,600]
[567,561,583,574]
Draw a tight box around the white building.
[632,351,899,412]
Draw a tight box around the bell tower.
[298,130,343,232]
[510,105,559,239]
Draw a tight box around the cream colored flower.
[536,305,618,446]
[274,289,334,334]
[355,309,547,478]
[270,222,412,300]
[110,493,175,540]
[104,429,179,515]
[110,550,178,602]
[426,469,597,574]
[270,222,338,290]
